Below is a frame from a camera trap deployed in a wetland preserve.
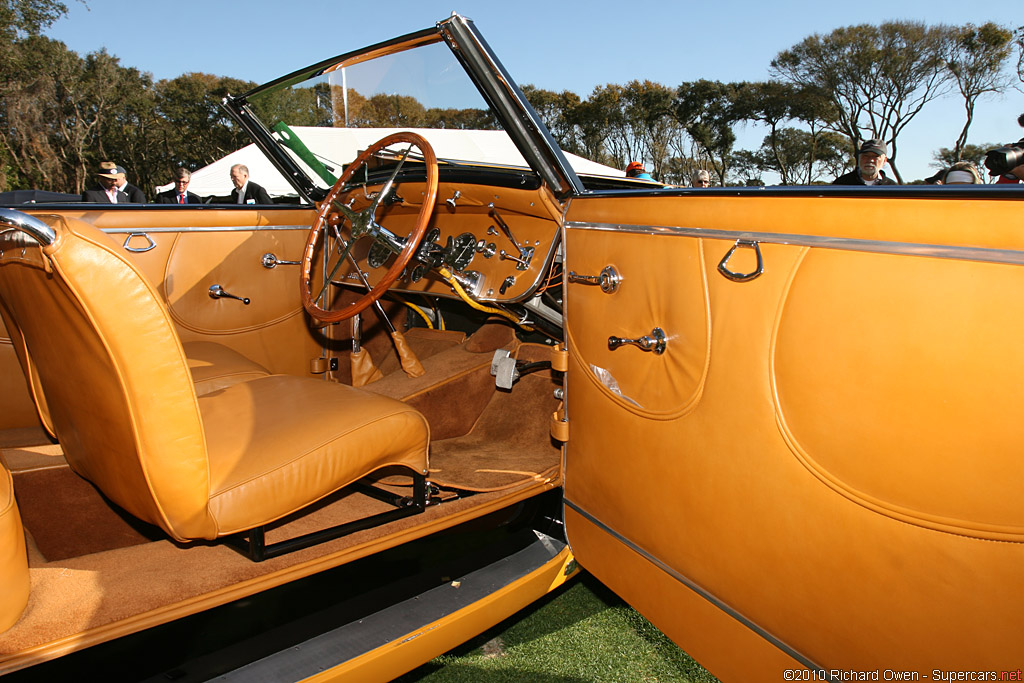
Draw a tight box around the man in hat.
[832,139,898,186]
[81,162,129,203]
[624,161,654,181]
[112,164,147,203]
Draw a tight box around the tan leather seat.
[0,464,29,632]
[0,212,429,551]
[183,340,271,396]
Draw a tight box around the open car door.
[560,189,1024,682]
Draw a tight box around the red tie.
[179,194,185,204]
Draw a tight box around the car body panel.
[561,190,1024,678]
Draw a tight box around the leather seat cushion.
[183,341,271,396]
[199,375,430,537]
[0,466,29,632]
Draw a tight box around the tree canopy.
[0,9,1021,192]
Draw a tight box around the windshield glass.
[245,40,541,198]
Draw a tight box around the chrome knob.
[568,265,621,294]
[608,327,666,354]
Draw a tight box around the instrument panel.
[333,181,562,304]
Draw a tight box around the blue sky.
[48,0,1023,183]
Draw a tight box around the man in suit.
[228,164,272,204]
[113,165,147,203]
[155,168,203,204]
[81,162,129,203]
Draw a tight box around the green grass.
[395,572,720,682]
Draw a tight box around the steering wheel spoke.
[300,132,438,323]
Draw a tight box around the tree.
[675,80,740,185]
[944,23,1014,161]
[0,0,68,41]
[743,128,849,185]
[570,84,625,168]
[932,143,995,175]
[521,85,580,152]
[1016,26,1024,85]
[0,0,72,191]
[621,80,679,180]
[771,21,953,183]
[153,73,256,177]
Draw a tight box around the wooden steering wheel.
[300,131,438,323]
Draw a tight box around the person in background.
[113,164,147,203]
[691,170,711,187]
[624,161,654,181]
[81,162,128,203]
[229,164,272,204]
[156,168,202,204]
[832,139,898,186]
[991,136,1024,185]
[940,161,983,185]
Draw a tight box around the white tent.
[165,127,623,198]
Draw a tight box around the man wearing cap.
[832,139,898,186]
[625,161,654,181]
[81,162,129,203]
[112,164,147,203]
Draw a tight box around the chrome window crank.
[608,327,666,354]
[209,284,250,305]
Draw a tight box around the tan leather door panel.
[0,315,38,430]
[561,193,1024,681]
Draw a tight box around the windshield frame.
[220,14,583,204]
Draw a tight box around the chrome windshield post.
[0,208,56,246]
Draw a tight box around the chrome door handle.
[717,239,763,282]
[209,284,250,305]
[567,265,620,293]
[261,252,301,268]
[123,232,156,253]
[608,327,666,354]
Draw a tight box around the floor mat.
[426,370,562,492]
[12,466,161,561]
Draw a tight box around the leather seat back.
[0,217,214,538]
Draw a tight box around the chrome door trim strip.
[564,497,825,675]
[101,224,310,234]
[566,220,1024,267]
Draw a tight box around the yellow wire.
[388,294,434,329]
[403,301,434,329]
[438,266,534,331]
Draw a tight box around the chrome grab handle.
[608,327,666,355]
[209,284,250,305]
[0,208,55,245]
[717,239,763,282]
[568,265,621,294]
[123,232,156,253]
[261,252,301,269]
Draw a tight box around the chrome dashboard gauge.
[409,263,428,283]
[444,232,477,271]
[416,227,444,267]
[367,242,392,268]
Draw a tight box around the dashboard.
[329,179,563,305]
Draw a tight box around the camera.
[984,141,1024,177]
